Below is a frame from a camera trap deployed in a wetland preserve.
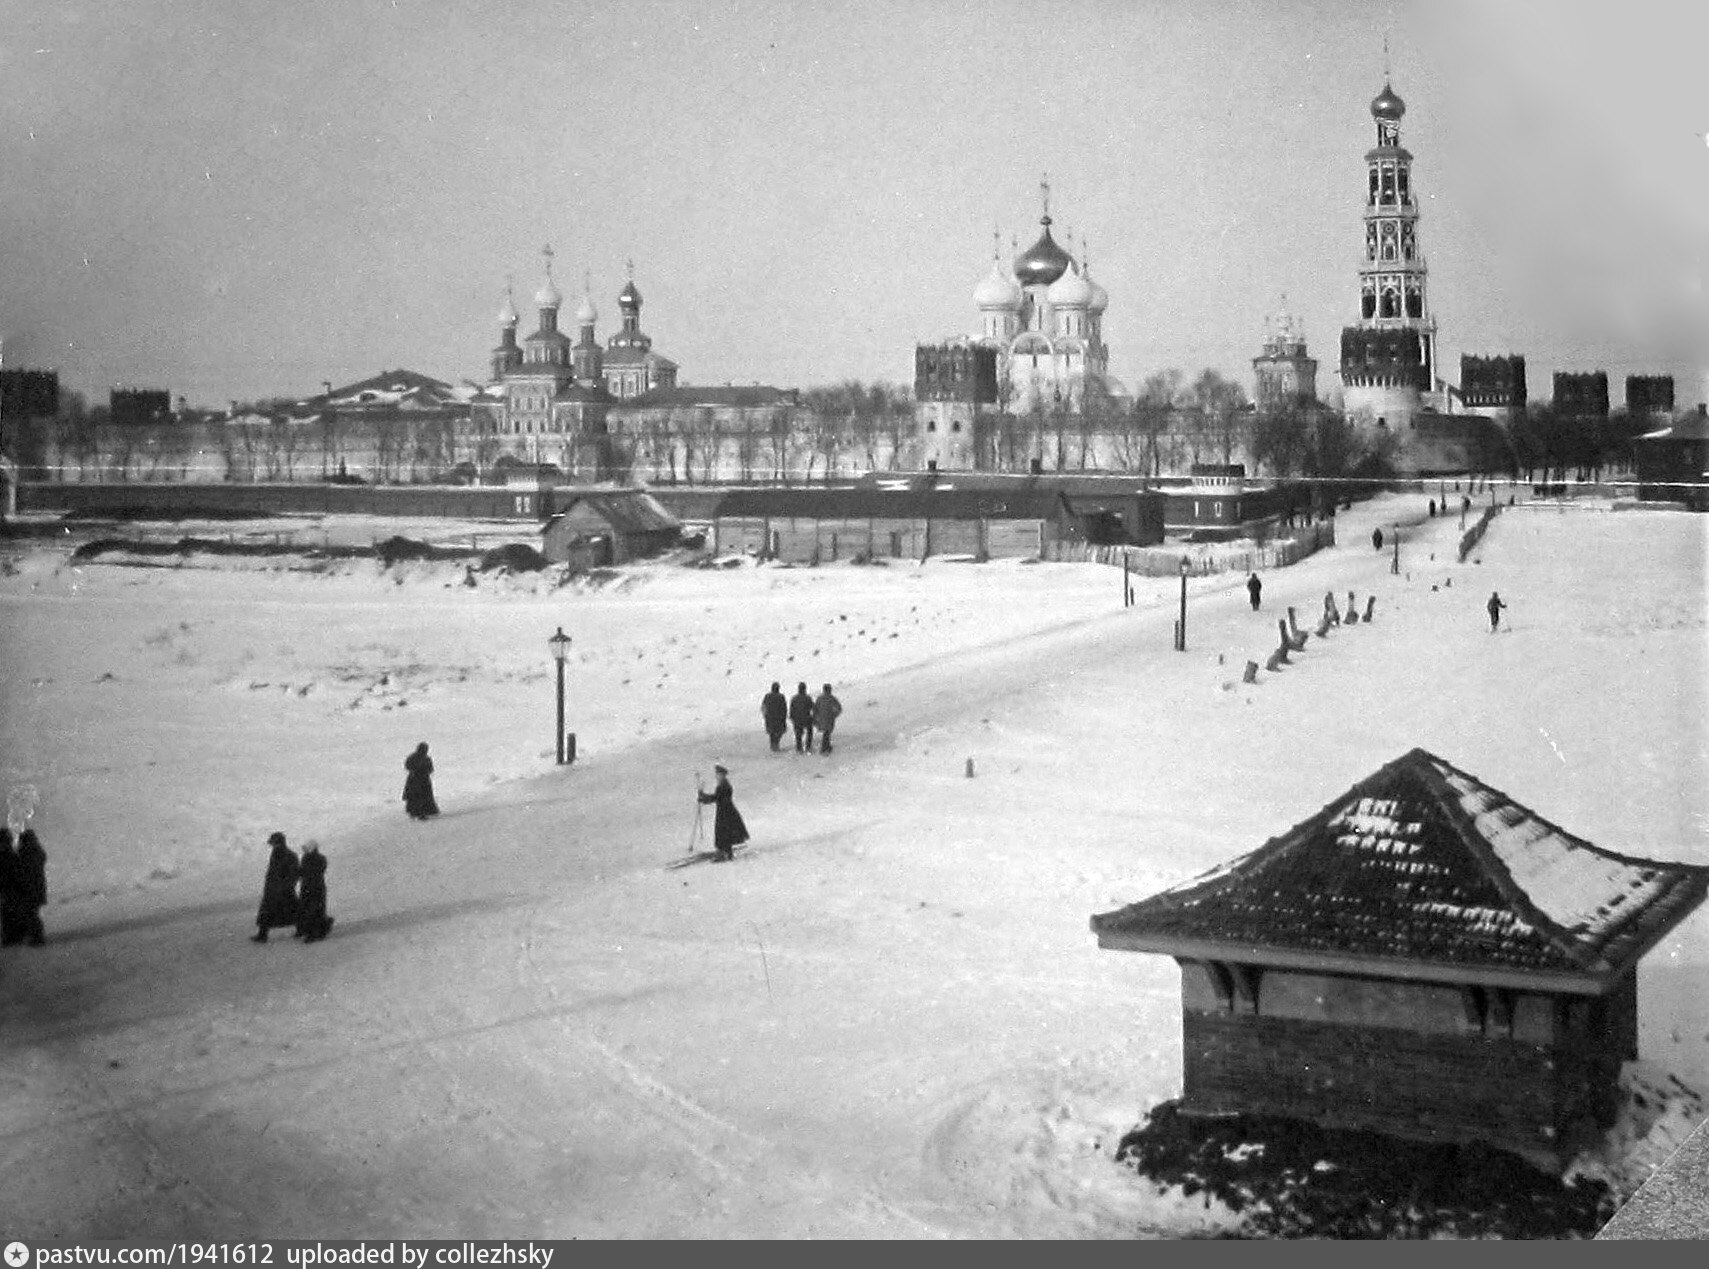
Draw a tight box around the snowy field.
[1,492,1705,1238]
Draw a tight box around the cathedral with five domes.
[915,181,1127,471]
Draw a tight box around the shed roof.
[549,490,680,535]
[704,485,1070,521]
[1091,748,1708,994]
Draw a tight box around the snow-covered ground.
[1,492,1704,1238]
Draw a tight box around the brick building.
[1091,748,1708,1170]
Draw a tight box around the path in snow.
[3,493,1704,1238]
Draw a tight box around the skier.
[0,828,22,947]
[789,682,815,754]
[403,741,439,820]
[251,832,301,943]
[1246,572,1262,611]
[295,841,334,943]
[814,683,843,755]
[1487,591,1507,633]
[761,681,789,752]
[13,828,46,946]
[697,764,749,862]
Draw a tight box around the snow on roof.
[1091,748,1709,991]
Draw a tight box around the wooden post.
[1364,595,1375,622]
[965,757,975,778]
[1242,660,1259,684]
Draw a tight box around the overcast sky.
[1,0,1704,410]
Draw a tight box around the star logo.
[5,1243,30,1268]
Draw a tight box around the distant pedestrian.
[0,828,23,947]
[1246,572,1262,611]
[403,742,439,820]
[1487,591,1507,632]
[1428,498,1437,517]
[1371,527,1384,551]
[814,683,843,754]
[789,682,815,753]
[295,841,334,943]
[13,828,46,946]
[697,764,749,862]
[252,831,300,943]
[761,681,789,752]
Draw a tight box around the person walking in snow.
[1371,527,1384,551]
[761,681,789,752]
[0,828,23,947]
[13,828,47,946]
[294,841,334,943]
[1487,591,1507,633]
[789,682,815,754]
[251,831,300,943]
[1246,572,1262,611]
[697,764,749,862]
[403,741,439,820]
[813,683,843,755]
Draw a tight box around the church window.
[1398,168,1410,201]
[1380,288,1398,318]
[1380,166,1395,203]
[1368,169,1379,202]
[1406,289,1423,318]
[1362,292,1376,320]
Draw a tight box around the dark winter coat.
[813,690,843,735]
[296,847,330,938]
[15,829,46,909]
[403,745,439,818]
[698,777,750,854]
[761,688,789,735]
[256,842,301,930]
[1246,574,1262,604]
[0,829,21,945]
[788,690,815,728]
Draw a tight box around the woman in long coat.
[403,742,439,820]
[697,764,749,861]
[14,828,47,946]
[252,832,300,943]
[295,842,334,943]
[0,827,22,947]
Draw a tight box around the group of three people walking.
[761,682,842,755]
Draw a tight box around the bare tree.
[1185,369,1248,468]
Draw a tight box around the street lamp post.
[1176,554,1190,651]
[548,625,572,764]
[1392,525,1400,575]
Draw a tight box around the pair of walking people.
[765,682,842,755]
[251,831,334,943]
[0,827,47,947]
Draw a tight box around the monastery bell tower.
[1339,75,1439,429]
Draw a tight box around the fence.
[1048,519,1337,576]
[1458,506,1501,562]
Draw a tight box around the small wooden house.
[1635,405,1709,511]
[1090,748,1709,1170]
[540,489,680,566]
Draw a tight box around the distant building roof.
[1091,748,1708,994]
[1639,406,1709,443]
[622,385,798,410]
[308,369,471,412]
